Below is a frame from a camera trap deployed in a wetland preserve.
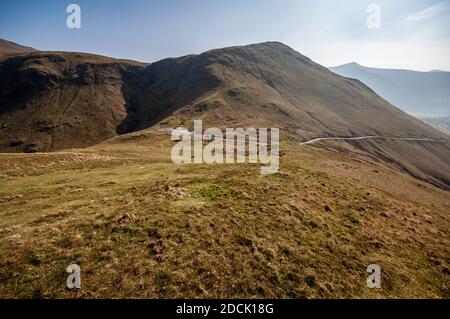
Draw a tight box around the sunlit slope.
[0,133,448,298]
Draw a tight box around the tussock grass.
[0,136,449,298]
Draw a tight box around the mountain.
[330,62,450,117]
[1,40,450,299]
[0,40,449,188]
[124,43,446,138]
[0,39,36,61]
[0,50,146,151]
[422,115,450,135]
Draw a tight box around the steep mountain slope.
[330,62,450,117]
[123,42,449,189]
[0,51,146,152]
[134,43,447,139]
[0,41,449,188]
[0,39,36,61]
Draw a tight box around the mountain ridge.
[1,39,449,189]
[0,39,36,61]
[330,62,450,116]
[334,62,450,74]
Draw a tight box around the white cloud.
[405,1,450,21]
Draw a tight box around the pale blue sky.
[1,0,449,71]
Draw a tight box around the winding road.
[153,127,450,146]
[299,136,450,145]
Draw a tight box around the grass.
[0,133,449,298]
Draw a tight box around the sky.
[1,0,449,71]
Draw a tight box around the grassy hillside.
[0,132,448,298]
[0,39,36,61]
[1,41,449,298]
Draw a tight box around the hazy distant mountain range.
[422,116,450,135]
[330,62,450,117]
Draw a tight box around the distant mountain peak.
[332,62,362,69]
[330,61,450,119]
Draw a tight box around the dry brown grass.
[0,132,448,298]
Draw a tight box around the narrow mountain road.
[299,136,450,145]
[154,127,450,146]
